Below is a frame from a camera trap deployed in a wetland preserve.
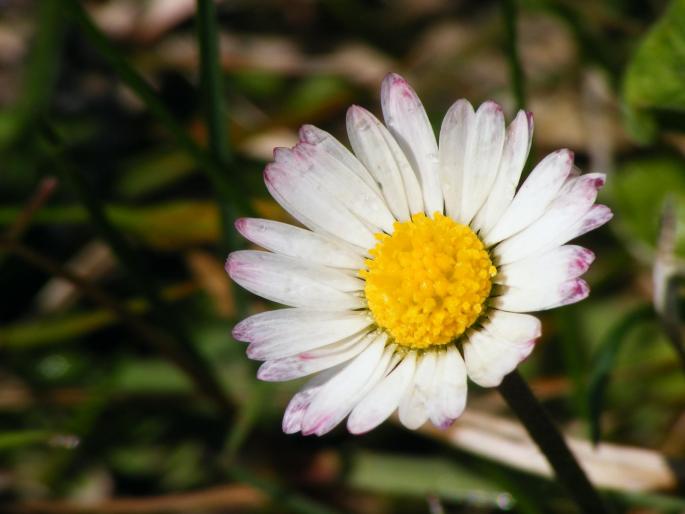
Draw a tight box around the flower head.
[227,73,612,436]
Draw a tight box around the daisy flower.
[227,73,612,436]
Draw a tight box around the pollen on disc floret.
[360,212,497,350]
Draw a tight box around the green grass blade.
[502,0,526,111]
[40,125,232,415]
[63,0,250,222]
[195,0,243,252]
[586,304,655,444]
[196,0,231,167]
[0,431,55,451]
[0,0,64,149]
[227,465,343,514]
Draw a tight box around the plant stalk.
[498,370,611,514]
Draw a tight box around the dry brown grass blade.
[418,410,678,492]
[3,484,266,513]
[5,177,59,241]
[35,240,116,314]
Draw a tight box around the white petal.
[236,218,364,269]
[493,278,590,312]
[428,345,467,429]
[257,331,372,381]
[438,99,475,221]
[277,144,395,234]
[233,309,373,360]
[347,105,423,221]
[464,311,540,387]
[264,162,376,249]
[311,344,397,436]
[262,173,328,240]
[494,174,607,264]
[381,73,443,215]
[485,309,542,342]
[464,331,532,387]
[472,110,533,233]
[227,250,364,310]
[282,365,342,434]
[460,101,506,224]
[495,245,595,289]
[347,351,417,434]
[298,124,380,193]
[484,149,574,245]
[398,351,437,429]
[300,334,388,435]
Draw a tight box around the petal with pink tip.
[484,149,574,245]
[298,124,380,193]
[494,174,608,264]
[300,335,389,436]
[264,162,376,249]
[347,105,423,221]
[493,278,590,313]
[282,365,343,434]
[495,245,595,289]
[381,73,443,215]
[235,218,363,269]
[234,308,372,361]
[257,331,372,382]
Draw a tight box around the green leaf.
[112,360,192,394]
[586,305,654,444]
[0,310,115,349]
[233,70,287,100]
[0,0,64,150]
[608,156,685,257]
[281,76,352,122]
[0,284,193,349]
[610,490,685,512]
[117,150,196,199]
[0,201,220,250]
[347,451,513,508]
[622,0,685,141]
[0,431,53,451]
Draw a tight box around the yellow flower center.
[360,212,497,350]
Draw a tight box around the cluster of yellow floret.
[360,212,497,350]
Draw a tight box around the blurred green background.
[1,0,685,512]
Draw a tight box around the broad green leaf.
[586,305,654,444]
[117,150,196,199]
[233,70,287,100]
[0,310,115,349]
[112,360,192,394]
[0,284,193,348]
[0,431,54,451]
[108,443,207,488]
[611,490,685,512]
[280,75,352,122]
[623,0,685,141]
[608,156,685,257]
[347,451,513,507]
[0,200,281,250]
[0,201,219,249]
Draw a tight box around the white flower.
[227,73,612,436]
